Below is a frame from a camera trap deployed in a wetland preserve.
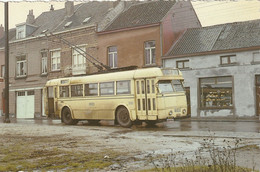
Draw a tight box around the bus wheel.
[145,120,157,126]
[62,107,78,125]
[116,107,132,128]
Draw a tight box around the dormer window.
[16,25,26,39]
[83,17,91,24]
[64,21,72,28]
[16,23,37,39]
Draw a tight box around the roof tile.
[104,1,175,31]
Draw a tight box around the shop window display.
[200,76,233,109]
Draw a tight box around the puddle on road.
[3,118,260,133]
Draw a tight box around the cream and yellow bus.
[44,67,188,127]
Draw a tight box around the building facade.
[8,1,127,118]
[97,1,201,69]
[163,20,260,119]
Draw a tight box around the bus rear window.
[172,80,184,92]
[158,80,174,93]
[60,86,69,98]
[71,85,83,97]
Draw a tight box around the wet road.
[2,117,260,133]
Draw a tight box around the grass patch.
[0,134,122,171]
[139,165,256,172]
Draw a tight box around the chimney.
[0,24,4,39]
[65,1,74,17]
[26,10,35,24]
[50,5,54,11]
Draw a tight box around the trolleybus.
[44,67,188,127]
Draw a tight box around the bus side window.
[100,82,114,95]
[60,86,69,98]
[117,80,130,95]
[71,85,83,97]
[85,83,98,96]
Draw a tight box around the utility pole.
[4,2,10,123]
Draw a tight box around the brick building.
[8,1,128,118]
[97,1,201,69]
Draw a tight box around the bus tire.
[116,107,132,128]
[62,107,78,125]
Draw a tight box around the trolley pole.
[4,2,10,123]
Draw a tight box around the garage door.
[17,90,35,118]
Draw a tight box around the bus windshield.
[158,80,174,93]
[172,80,184,92]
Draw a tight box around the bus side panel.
[97,97,118,120]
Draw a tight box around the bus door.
[47,86,57,118]
[135,79,157,120]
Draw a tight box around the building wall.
[47,26,98,80]
[98,25,162,68]
[161,1,201,55]
[9,38,48,117]
[163,49,260,117]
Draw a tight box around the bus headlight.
[169,110,173,116]
[182,109,187,114]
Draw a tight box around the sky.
[0,0,260,29]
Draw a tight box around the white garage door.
[17,90,35,118]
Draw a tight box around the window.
[72,47,86,68]
[71,85,83,97]
[117,81,130,94]
[51,50,61,71]
[60,86,69,98]
[144,41,156,65]
[220,55,236,65]
[253,52,260,63]
[172,80,184,92]
[100,82,114,95]
[41,51,48,75]
[48,87,54,98]
[16,56,27,77]
[176,60,189,69]
[200,76,233,109]
[158,80,174,93]
[16,26,25,39]
[108,46,117,68]
[85,83,98,96]
[1,65,5,78]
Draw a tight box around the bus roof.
[45,67,183,86]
